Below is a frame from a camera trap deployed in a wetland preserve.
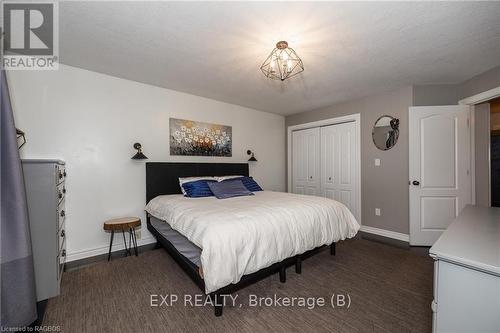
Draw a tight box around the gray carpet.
[43,238,433,332]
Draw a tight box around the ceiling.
[59,2,500,116]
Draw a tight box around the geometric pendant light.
[260,41,304,81]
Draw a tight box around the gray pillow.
[207,179,254,199]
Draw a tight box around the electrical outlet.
[374,158,381,166]
[135,229,141,240]
[375,208,381,216]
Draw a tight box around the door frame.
[459,85,500,207]
[287,113,362,224]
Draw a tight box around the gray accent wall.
[412,84,460,106]
[285,65,500,236]
[286,87,413,234]
[460,65,500,99]
[412,65,500,105]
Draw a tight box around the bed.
[145,162,359,316]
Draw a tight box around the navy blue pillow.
[182,179,217,198]
[223,176,262,192]
[208,179,254,199]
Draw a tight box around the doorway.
[475,97,500,207]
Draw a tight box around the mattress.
[146,190,360,293]
[149,216,201,267]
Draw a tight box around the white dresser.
[430,205,500,333]
[22,159,67,301]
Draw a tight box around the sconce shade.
[131,142,148,160]
[16,128,26,149]
[247,150,257,162]
[132,151,148,160]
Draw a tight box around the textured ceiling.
[59,2,500,115]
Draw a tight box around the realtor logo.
[1,1,59,70]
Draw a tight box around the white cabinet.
[430,205,500,333]
[292,122,358,216]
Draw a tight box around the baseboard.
[67,227,409,261]
[66,236,156,262]
[360,225,409,242]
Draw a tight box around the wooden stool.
[103,217,141,261]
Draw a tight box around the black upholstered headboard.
[145,162,249,203]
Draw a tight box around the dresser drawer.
[56,182,66,204]
[56,165,66,185]
[57,201,66,232]
[58,220,66,253]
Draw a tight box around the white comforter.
[145,191,359,293]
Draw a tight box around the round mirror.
[372,115,399,151]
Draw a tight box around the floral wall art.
[169,118,232,157]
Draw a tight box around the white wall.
[8,65,285,261]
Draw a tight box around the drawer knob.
[60,210,65,217]
[62,187,66,194]
[58,192,62,199]
[62,249,66,257]
[59,172,63,179]
[63,170,67,177]
[61,229,65,237]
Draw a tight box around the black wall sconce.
[247,150,257,162]
[131,142,148,160]
[16,128,26,150]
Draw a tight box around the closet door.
[321,122,356,213]
[292,127,320,195]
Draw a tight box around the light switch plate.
[375,158,381,166]
[375,208,381,216]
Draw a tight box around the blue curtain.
[0,71,37,328]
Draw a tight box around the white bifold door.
[292,122,357,216]
[292,127,320,195]
[320,122,357,214]
[409,106,472,246]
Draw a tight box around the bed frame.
[145,162,335,316]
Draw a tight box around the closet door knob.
[309,176,313,179]
[60,210,65,217]
[61,229,65,237]
[328,177,332,181]
[58,192,62,199]
[59,172,63,179]
[412,180,420,186]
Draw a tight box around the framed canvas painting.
[170,118,232,157]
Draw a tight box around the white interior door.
[409,105,472,245]
[292,127,320,195]
[321,122,357,215]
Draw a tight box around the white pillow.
[179,176,217,195]
[216,175,244,182]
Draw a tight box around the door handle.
[412,181,420,186]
